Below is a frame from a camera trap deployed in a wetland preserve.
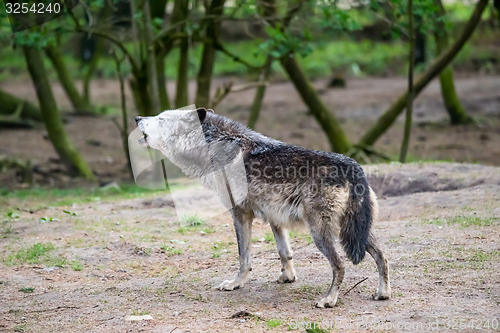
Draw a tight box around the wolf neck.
[163,112,281,180]
[201,113,281,153]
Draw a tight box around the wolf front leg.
[218,208,254,291]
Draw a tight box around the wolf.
[135,107,390,308]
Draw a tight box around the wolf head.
[135,108,212,154]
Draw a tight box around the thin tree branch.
[67,7,139,74]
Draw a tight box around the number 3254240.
[5,2,61,14]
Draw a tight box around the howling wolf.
[135,108,390,308]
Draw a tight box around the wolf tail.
[340,182,377,265]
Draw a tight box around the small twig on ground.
[343,277,369,296]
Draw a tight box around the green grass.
[12,242,55,264]
[13,324,27,332]
[1,211,19,235]
[180,214,206,227]
[19,287,34,293]
[201,227,216,234]
[265,318,283,329]
[71,260,83,271]
[469,249,500,263]
[160,245,183,256]
[0,183,178,212]
[210,240,233,259]
[130,309,150,316]
[264,232,275,244]
[425,216,497,227]
[176,215,212,234]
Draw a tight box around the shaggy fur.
[135,108,390,308]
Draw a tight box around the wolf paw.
[372,289,391,300]
[218,279,242,291]
[315,295,338,308]
[277,272,297,284]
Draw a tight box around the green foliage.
[259,25,313,58]
[318,3,362,31]
[12,29,56,48]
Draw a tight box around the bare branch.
[210,81,269,109]
[67,6,140,74]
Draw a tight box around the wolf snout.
[135,116,142,124]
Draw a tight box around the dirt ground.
[0,75,500,188]
[0,163,499,332]
[0,75,499,332]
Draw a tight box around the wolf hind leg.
[309,217,345,308]
[270,224,296,283]
[366,235,391,300]
[218,208,254,291]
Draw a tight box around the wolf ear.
[196,107,213,122]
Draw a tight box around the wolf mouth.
[138,133,149,147]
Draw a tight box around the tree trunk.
[0,89,42,121]
[280,55,351,153]
[175,38,189,108]
[195,0,225,107]
[247,56,272,130]
[45,45,90,113]
[156,47,171,110]
[434,0,472,125]
[170,0,190,108]
[23,46,94,179]
[438,68,472,124]
[151,0,170,110]
[130,74,152,116]
[359,0,487,147]
[247,0,275,129]
[112,49,133,179]
[494,0,500,27]
[143,0,160,115]
[399,0,415,163]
